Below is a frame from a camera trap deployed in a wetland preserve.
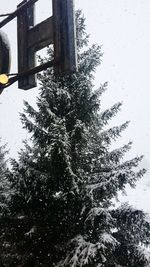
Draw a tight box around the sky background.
[0,0,150,213]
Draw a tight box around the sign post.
[17,0,36,89]
[52,0,77,75]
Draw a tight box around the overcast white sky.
[0,0,150,213]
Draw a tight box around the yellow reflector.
[0,74,9,84]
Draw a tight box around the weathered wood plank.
[28,16,54,51]
[17,0,37,89]
[52,0,77,75]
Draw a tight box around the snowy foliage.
[0,10,149,267]
[0,139,10,214]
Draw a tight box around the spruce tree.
[0,11,150,266]
[0,139,10,215]
[0,139,13,266]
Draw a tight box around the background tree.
[0,11,150,266]
[0,139,10,215]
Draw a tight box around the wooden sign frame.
[17,0,77,90]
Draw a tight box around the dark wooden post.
[52,0,77,75]
[17,0,36,89]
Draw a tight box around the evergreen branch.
[99,102,122,127]
[100,121,130,145]
[104,142,133,165]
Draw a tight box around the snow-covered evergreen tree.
[0,140,13,266]
[0,139,10,215]
[0,11,150,266]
